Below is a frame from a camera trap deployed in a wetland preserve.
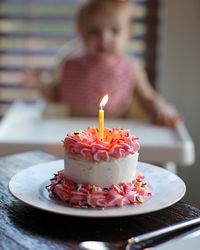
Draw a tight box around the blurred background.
[0,0,199,207]
[157,0,200,208]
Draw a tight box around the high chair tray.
[0,101,195,165]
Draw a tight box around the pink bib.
[57,54,135,117]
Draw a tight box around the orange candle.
[98,94,109,140]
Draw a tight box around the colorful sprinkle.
[48,171,152,208]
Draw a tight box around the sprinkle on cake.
[64,127,140,161]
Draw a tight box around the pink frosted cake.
[48,127,152,208]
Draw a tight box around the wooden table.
[1,151,200,250]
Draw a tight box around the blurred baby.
[22,0,180,127]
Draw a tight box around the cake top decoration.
[63,127,140,161]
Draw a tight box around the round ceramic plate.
[9,160,186,218]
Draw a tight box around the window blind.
[0,0,158,118]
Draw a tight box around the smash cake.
[48,127,152,208]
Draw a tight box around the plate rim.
[9,160,186,218]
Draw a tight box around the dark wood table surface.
[1,150,200,250]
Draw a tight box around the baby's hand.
[152,109,181,128]
[21,68,43,88]
[150,98,181,128]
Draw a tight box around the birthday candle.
[98,94,109,140]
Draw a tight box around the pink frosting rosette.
[48,171,152,208]
[63,127,140,161]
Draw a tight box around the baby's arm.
[133,61,181,127]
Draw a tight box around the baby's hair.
[76,0,135,28]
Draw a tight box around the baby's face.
[79,10,132,59]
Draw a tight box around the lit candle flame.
[99,94,109,109]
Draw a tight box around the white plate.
[9,160,186,218]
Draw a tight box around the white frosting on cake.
[64,152,139,187]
